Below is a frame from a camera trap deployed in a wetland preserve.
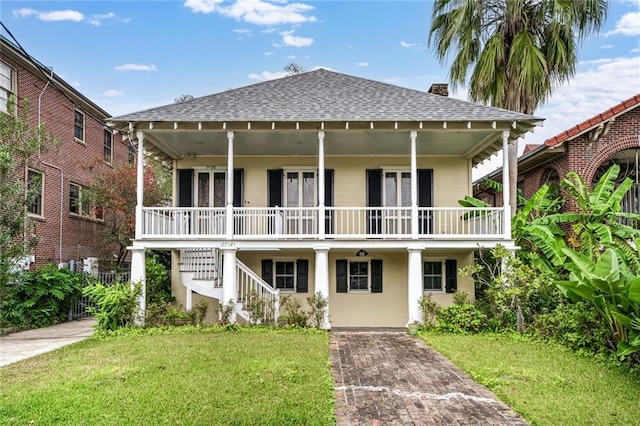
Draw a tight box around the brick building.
[474,94,640,213]
[1,35,132,268]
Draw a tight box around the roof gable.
[110,68,539,123]
[545,94,640,147]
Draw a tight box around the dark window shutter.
[261,259,273,285]
[296,259,308,293]
[371,259,383,293]
[336,259,347,293]
[366,169,382,234]
[178,169,194,207]
[233,169,243,207]
[268,169,283,207]
[418,169,434,234]
[325,169,334,233]
[445,259,457,293]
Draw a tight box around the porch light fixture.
[356,249,368,257]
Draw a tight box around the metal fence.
[68,271,131,320]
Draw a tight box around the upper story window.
[70,183,102,220]
[103,129,113,163]
[27,169,44,217]
[0,60,15,114]
[74,110,85,142]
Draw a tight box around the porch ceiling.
[140,125,516,164]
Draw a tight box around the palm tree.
[429,0,608,217]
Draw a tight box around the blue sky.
[2,0,639,177]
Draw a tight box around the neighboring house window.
[336,259,383,293]
[70,183,101,220]
[423,261,444,291]
[74,110,85,142]
[103,129,113,163]
[0,61,14,114]
[27,169,43,216]
[261,259,308,293]
[128,143,136,164]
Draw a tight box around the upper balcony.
[142,206,505,240]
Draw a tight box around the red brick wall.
[1,51,130,267]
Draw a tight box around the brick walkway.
[330,332,529,425]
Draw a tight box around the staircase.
[179,248,279,323]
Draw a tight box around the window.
[128,143,136,164]
[261,259,308,293]
[74,110,85,142]
[336,259,383,293]
[103,129,113,163]
[423,261,444,291]
[275,261,295,290]
[0,61,15,114]
[70,183,101,220]
[27,169,43,216]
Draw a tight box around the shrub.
[306,292,328,328]
[146,254,172,305]
[84,281,141,331]
[418,294,440,329]
[436,292,487,333]
[534,302,611,354]
[218,299,235,325]
[279,296,308,327]
[189,299,210,326]
[244,291,276,325]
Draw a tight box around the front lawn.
[0,327,334,425]
[421,332,640,425]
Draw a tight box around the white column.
[130,247,146,324]
[135,131,145,240]
[226,131,235,239]
[317,130,326,239]
[222,246,237,322]
[410,130,419,239]
[502,130,512,238]
[314,245,330,329]
[407,245,423,325]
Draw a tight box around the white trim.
[26,168,45,218]
[346,259,371,293]
[272,259,298,292]
[74,109,85,143]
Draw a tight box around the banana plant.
[558,247,640,359]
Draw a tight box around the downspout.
[37,67,64,265]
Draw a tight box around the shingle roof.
[110,69,540,123]
[544,94,640,147]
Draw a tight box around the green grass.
[420,332,640,425]
[0,327,334,425]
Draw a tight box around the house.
[474,94,640,213]
[1,35,131,269]
[108,69,541,328]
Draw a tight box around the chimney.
[428,83,449,97]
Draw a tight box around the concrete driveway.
[0,318,96,367]
[330,332,528,425]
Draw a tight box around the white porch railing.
[236,259,280,324]
[142,206,505,239]
[180,248,223,283]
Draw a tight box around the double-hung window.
[261,258,309,293]
[349,261,369,291]
[74,110,85,142]
[70,183,102,220]
[423,260,444,291]
[103,129,113,163]
[27,169,44,216]
[0,61,15,114]
[336,259,383,293]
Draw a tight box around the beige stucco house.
[108,69,541,328]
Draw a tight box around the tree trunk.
[508,140,518,220]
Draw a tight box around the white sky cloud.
[114,63,158,72]
[102,89,123,96]
[605,4,640,37]
[286,55,297,59]
[233,28,252,35]
[13,8,129,26]
[248,70,288,81]
[264,51,274,55]
[357,62,369,67]
[281,30,313,47]
[13,8,84,22]
[400,41,416,48]
[184,0,316,26]
[71,81,81,87]
[600,44,614,49]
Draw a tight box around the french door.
[195,170,226,234]
[383,171,411,234]
[284,171,316,234]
